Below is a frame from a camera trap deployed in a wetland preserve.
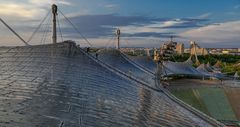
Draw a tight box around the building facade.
[175,43,184,55]
[190,41,208,56]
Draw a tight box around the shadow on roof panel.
[126,55,157,73]
[97,49,155,87]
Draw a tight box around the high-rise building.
[190,41,208,56]
[175,43,184,55]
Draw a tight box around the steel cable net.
[0,42,217,126]
[97,48,155,87]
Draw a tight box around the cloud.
[0,0,73,19]
[60,14,166,38]
[80,37,163,48]
[180,20,240,45]
[157,18,207,29]
[104,4,118,9]
[124,32,179,38]
[0,6,218,47]
[155,13,212,29]
[234,4,240,9]
[195,13,212,19]
[153,13,211,29]
[226,12,238,15]
[118,18,208,39]
[29,0,73,7]
[60,13,210,39]
[54,14,181,43]
[0,3,46,18]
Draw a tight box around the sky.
[0,0,240,48]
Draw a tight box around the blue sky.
[0,0,240,47]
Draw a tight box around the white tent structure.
[162,61,202,76]
[126,51,225,79]
[234,72,239,80]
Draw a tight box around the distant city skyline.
[0,0,240,47]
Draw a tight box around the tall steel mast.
[52,4,57,44]
[116,28,120,49]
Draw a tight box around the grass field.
[171,89,209,115]
[198,88,237,121]
[224,88,240,120]
[171,88,238,121]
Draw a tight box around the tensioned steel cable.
[41,16,51,44]
[27,10,51,43]
[108,37,116,48]
[105,36,115,48]
[40,20,48,44]
[57,14,64,42]
[44,18,52,44]
[58,9,93,47]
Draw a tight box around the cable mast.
[116,28,120,49]
[52,4,57,44]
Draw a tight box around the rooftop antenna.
[52,4,57,44]
[116,28,120,49]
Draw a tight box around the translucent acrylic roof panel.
[162,61,203,76]
[127,55,157,73]
[0,42,221,126]
[98,49,155,87]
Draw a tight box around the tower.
[190,41,200,65]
